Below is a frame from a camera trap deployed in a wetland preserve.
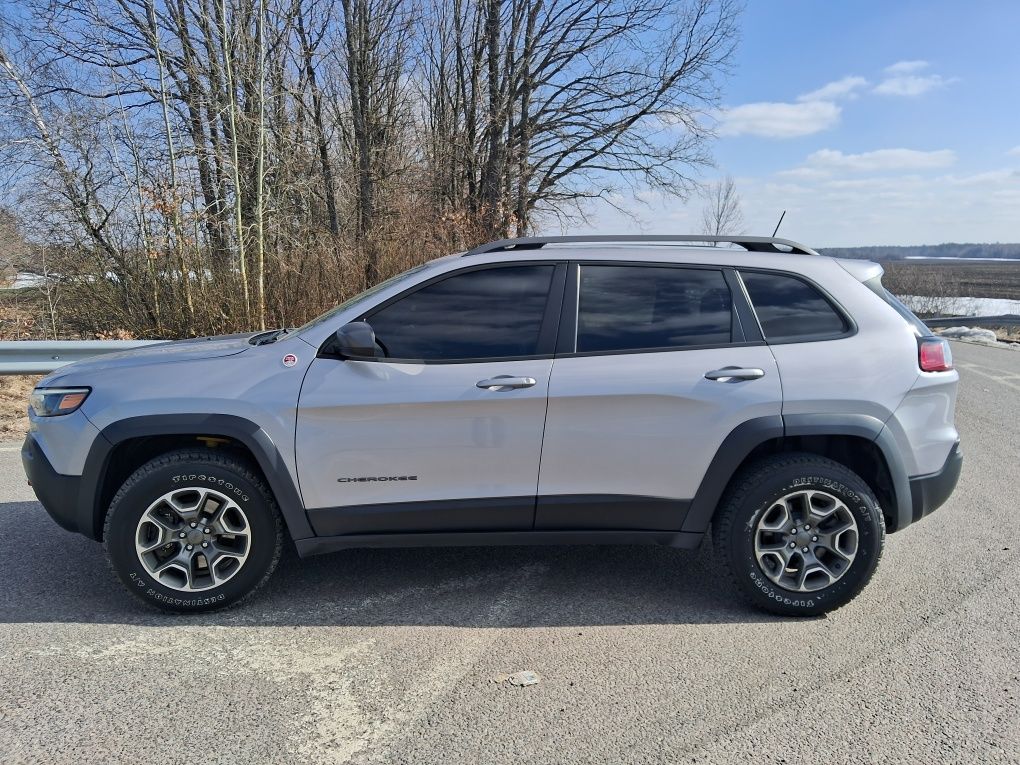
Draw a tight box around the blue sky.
[572,0,1020,247]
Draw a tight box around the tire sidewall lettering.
[128,568,226,606]
[736,470,881,613]
[108,458,276,613]
[170,473,249,504]
[748,569,816,608]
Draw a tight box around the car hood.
[39,332,257,384]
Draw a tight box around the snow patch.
[899,295,1020,317]
[937,326,1005,346]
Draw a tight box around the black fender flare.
[681,415,783,534]
[681,413,911,534]
[78,414,313,541]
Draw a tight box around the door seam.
[531,360,557,529]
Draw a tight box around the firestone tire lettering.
[104,450,282,614]
[171,473,249,503]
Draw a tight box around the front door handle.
[476,375,537,391]
[704,367,765,382]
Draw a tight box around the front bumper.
[22,434,86,535]
[908,440,962,524]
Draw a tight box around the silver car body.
[25,243,960,550]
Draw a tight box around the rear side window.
[863,276,931,336]
[576,265,733,353]
[367,265,554,360]
[740,271,848,341]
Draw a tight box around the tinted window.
[741,271,848,340]
[298,262,435,333]
[576,266,733,352]
[863,275,930,336]
[367,265,554,360]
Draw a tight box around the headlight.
[29,387,91,417]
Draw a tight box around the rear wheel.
[712,453,885,616]
[104,450,282,613]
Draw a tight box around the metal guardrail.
[925,314,1020,328]
[0,340,163,375]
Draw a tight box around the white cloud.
[874,61,956,96]
[822,175,926,192]
[942,169,1020,186]
[1007,146,1020,157]
[797,76,869,102]
[806,148,956,172]
[775,166,831,181]
[717,101,840,138]
[884,60,929,75]
[874,74,954,96]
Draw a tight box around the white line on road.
[956,362,1020,392]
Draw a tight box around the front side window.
[367,265,554,361]
[576,265,733,353]
[740,271,849,341]
[297,261,436,334]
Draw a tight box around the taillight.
[918,337,953,372]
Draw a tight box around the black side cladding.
[909,441,963,523]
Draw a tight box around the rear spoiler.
[835,258,883,282]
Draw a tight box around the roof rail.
[463,235,821,257]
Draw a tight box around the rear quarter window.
[863,275,932,336]
[740,270,850,342]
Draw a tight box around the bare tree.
[0,207,28,290]
[338,0,415,282]
[421,0,739,236]
[701,175,744,237]
[0,0,742,339]
[295,0,339,237]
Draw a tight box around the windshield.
[295,262,436,334]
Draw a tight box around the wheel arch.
[78,414,312,541]
[682,414,912,535]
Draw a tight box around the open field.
[880,258,1020,301]
[1,341,1018,765]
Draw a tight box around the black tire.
[712,453,885,617]
[103,449,283,613]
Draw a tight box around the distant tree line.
[0,0,738,339]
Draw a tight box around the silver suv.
[21,236,962,615]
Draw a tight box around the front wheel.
[712,453,885,616]
[103,450,283,613]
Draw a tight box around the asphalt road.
[1,341,1018,764]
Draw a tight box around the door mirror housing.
[334,321,378,359]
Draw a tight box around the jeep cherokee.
[21,235,962,615]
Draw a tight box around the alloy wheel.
[752,489,859,592]
[134,487,251,592]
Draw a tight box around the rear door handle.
[476,375,538,391]
[704,367,765,382]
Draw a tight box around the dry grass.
[0,375,40,439]
[882,260,1020,300]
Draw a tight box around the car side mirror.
[334,321,378,359]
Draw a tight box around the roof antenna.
[772,210,786,237]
